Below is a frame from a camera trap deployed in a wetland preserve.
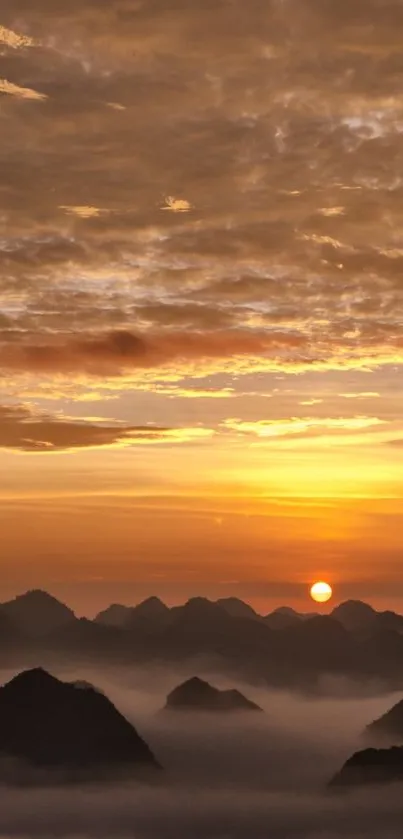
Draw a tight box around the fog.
[0,664,401,837]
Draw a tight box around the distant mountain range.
[2,590,403,691]
[0,668,160,783]
[163,676,263,713]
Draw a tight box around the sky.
[0,0,403,614]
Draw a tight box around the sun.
[310,581,333,603]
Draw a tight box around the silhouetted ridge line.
[163,676,262,712]
[0,668,160,781]
[330,746,403,788]
[366,695,403,742]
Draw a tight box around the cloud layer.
[0,404,211,452]
[1,0,403,385]
[0,666,402,838]
[0,0,402,599]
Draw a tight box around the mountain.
[161,597,274,666]
[0,612,21,642]
[216,598,258,620]
[163,676,263,712]
[132,596,169,619]
[95,598,171,633]
[0,590,76,637]
[170,597,224,620]
[3,590,403,693]
[49,617,130,660]
[331,600,377,633]
[0,668,160,780]
[366,696,403,742]
[357,627,403,683]
[264,607,302,630]
[377,611,403,634]
[280,615,355,676]
[329,746,403,788]
[94,604,133,628]
[127,597,171,632]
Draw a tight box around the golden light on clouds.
[60,206,108,218]
[1,0,403,608]
[0,79,47,101]
[319,207,345,217]
[223,416,385,439]
[106,102,126,111]
[0,25,35,49]
[161,196,193,212]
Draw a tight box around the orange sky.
[1,2,403,614]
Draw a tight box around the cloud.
[0,405,213,452]
[339,393,381,399]
[59,206,111,219]
[0,329,307,375]
[0,0,403,471]
[106,102,126,111]
[319,207,346,217]
[0,79,47,100]
[223,416,385,439]
[161,197,193,213]
[0,26,35,49]
[299,399,323,406]
[0,671,401,839]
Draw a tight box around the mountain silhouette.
[95,598,171,631]
[0,668,160,781]
[126,597,171,632]
[264,606,303,630]
[279,615,355,676]
[366,696,403,742]
[216,598,258,620]
[163,676,262,712]
[159,597,275,668]
[94,604,134,628]
[3,590,403,693]
[0,590,76,637]
[377,610,403,633]
[331,600,377,633]
[329,746,403,788]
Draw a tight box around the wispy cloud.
[0,404,213,453]
[223,416,385,439]
[161,196,193,212]
[0,79,47,101]
[0,25,35,49]
[60,206,110,218]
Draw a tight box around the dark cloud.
[0,404,178,451]
[0,329,307,375]
[0,0,403,384]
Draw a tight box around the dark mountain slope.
[163,676,262,712]
[0,668,160,778]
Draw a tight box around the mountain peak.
[366,696,403,742]
[216,597,257,619]
[331,600,376,632]
[181,597,224,616]
[134,597,169,616]
[0,668,160,778]
[0,590,76,637]
[330,746,403,788]
[94,604,133,628]
[164,677,262,713]
[3,667,59,692]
